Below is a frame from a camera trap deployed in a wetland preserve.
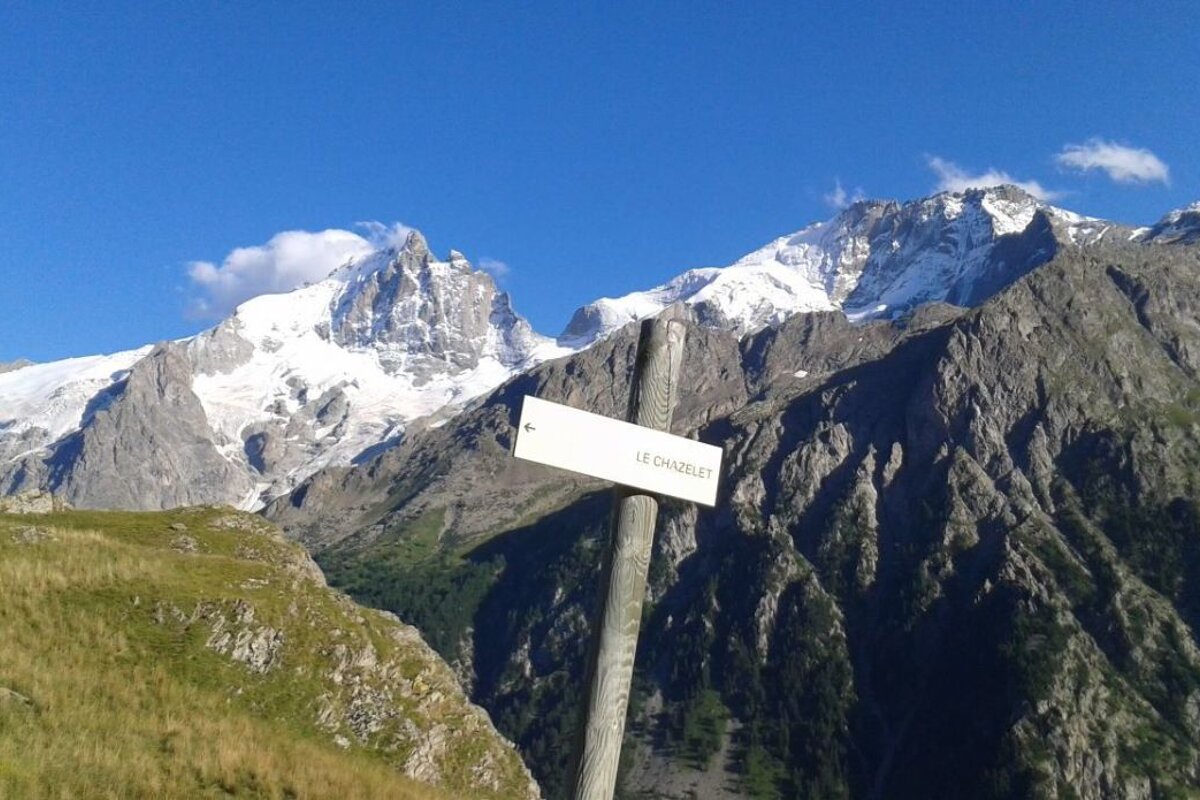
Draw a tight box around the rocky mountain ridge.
[2,187,1196,515]
[280,237,1200,798]
[4,187,1200,798]
[558,185,1120,345]
[1,231,569,509]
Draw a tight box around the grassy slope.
[0,507,531,800]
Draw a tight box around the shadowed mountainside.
[272,239,1200,798]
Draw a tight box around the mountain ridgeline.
[1,185,1160,514]
[0,230,567,509]
[270,236,1200,798]
[4,186,1200,798]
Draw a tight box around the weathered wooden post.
[511,305,720,800]
[569,310,687,800]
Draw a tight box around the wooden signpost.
[511,309,720,800]
[513,397,721,506]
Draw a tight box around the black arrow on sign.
[523,423,535,433]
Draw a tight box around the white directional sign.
[512,395,723,506]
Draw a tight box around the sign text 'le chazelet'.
[512,395,722,506]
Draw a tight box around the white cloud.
[186,228,375,319]
[823,178,865,209]
[927,156,1061,201]
[1056,138,1170,185]
[186,220,415,319]
[477,257,510,280]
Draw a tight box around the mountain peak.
[0,226,570,510]
[3,192,1185,515]
[1140,202,1200,244]
[973,182,1040,201]
[558,187,1105,345]
[400,228,429,257]
[1160,200,1200,221]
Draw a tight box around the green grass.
[0,507,531,800]
[378,507,449,567]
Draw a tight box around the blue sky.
[2,1,1198,362]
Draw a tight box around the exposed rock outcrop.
[0,490,64,514]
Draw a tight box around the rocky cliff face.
[282,239,1200,798]
[330,234,546,378]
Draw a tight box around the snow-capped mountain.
[0,231,570,509]
[1,187,1191,512]
[559,185,1118,345]
[1138,202,1200,245]
[185,230,568,500]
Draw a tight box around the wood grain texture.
[571,311,687,800]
